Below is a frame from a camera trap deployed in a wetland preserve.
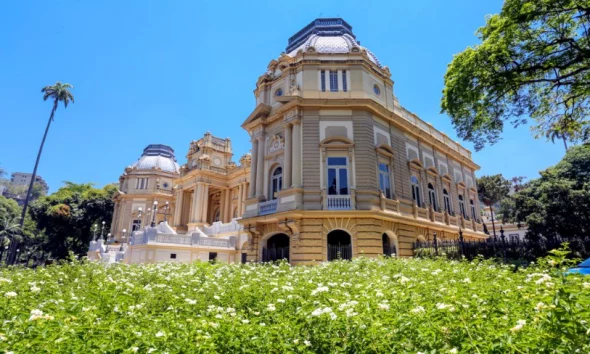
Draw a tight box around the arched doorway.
[382,233,397,257]
[262,233,289,262]
[327,230,352,261]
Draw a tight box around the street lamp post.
[163,201,170,223]
[100,221,106,240]
[151,201,159,227]
[122,229,127,244]
[137,207,144,230]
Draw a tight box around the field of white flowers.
[1,254,589,353]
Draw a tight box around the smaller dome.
[128,144,180,174]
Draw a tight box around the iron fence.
[262,247,289,262]
[414,231,590,263]
[328,244,352,261]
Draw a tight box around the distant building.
[10,172,49,195]
[2,172,49,205]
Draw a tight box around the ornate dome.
[285,18,381,67]
[128,144,180,174]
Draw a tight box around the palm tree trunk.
[19,99,58,229]
[563,137,568,151]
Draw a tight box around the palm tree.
[19,82,74,228]
[545,124,569,151]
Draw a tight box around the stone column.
[173,189,183,226]
[291,120,302,187]
[283,123,292,189]
[224,188,232,222]
[237,183,244,217]
[219,189,227,222]
[200,184,209,223]
[191,185,202,223]
[249,139,258,198]
[255,137,265,199]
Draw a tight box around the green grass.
[0,255,589,353]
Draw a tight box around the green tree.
[508,143,590,242]
[20,82,74,228]
[477,174,511,238]
[441,0,590,151]
[29,182,116,260]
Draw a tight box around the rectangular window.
[342,70,347,92]
[378,163,392,199]
[241,252,247,264]
[327,157,348,195]
[170,253,177,259]
[320,70,326,92]
[329,70,338,92]
[209,252,218,262]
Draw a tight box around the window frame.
[341,70,347,92]
[327,157,349,196]
[411,175,422,207]
[270,166,283,200]
[428,183,437,211]
[329,70,338,92]
[459,194,467,218]
[378,162,393,199]
[443,188,452,214]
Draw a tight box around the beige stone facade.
[92,18,487,265]
[238,18,487,265]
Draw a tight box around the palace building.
[89,18,486,265]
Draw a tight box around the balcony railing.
[327,195,351,210]
[202,219,243,235]
[131,229,236,249]
[259,199,278,216]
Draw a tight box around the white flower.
[4,292,17,298]
[155,331,165,337]
[185,299,197,305]
[400,276,410,284]
[436,303,450,310]
[411,306,425,314]
[293,339,299,344]
[131,347,139,353]
[583,282,590,289]
[517,319,526,326]
[267,304,276,311]
[311,286,329,295]
[0,278,12,283]
[259,322,266,326]
[242,319,250,324]
[277,299,285,303]
[535,302,546,311]
[30,286,41,293]
[449,348,458,354]
[147,349,156,354]
[214,295,220,300]
[510,324,524,332]
[378,303,390,311]
[304,340,311,347]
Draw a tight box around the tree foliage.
[28,182,117,259]
[503,143,590,240]
[441,0,590,150]
[477,174,511,207]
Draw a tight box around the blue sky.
[0,0,565,192]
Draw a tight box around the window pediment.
[426,166,439,176]
[375,144,394,158]
[320,136,354,148]
[408,158,423,170]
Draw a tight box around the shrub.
[0,256,588,353]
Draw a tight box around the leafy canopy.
[502,143,590,240]
[28,182,117,259]
[477,174,511,207]
[441,0,590,150]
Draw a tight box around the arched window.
[428,183,437,211]
[270,167,283,200]
[411,175,421,207]
[443,189,452,213]
[470,199,476,220]
[459,195,466,218]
